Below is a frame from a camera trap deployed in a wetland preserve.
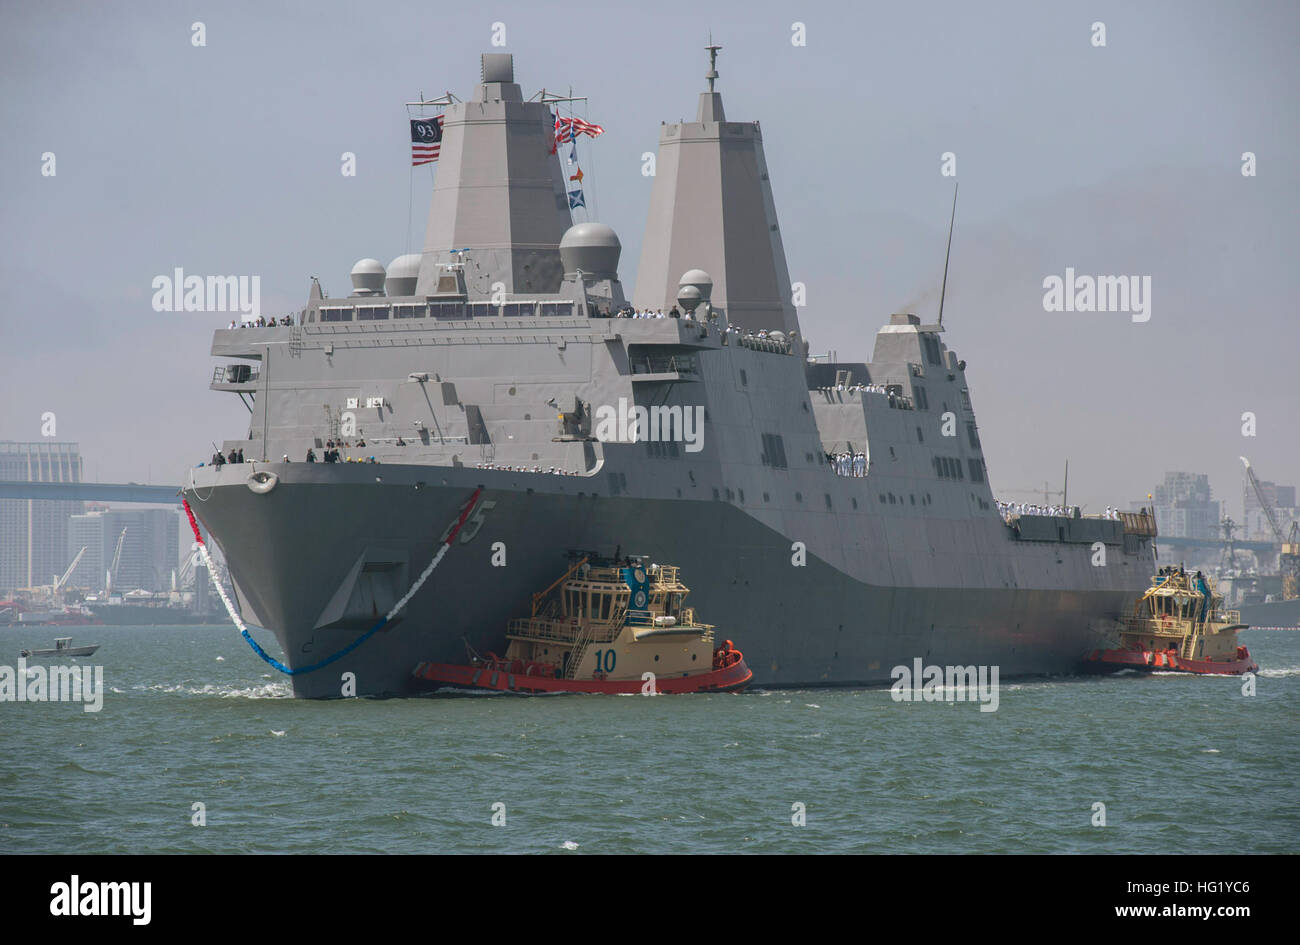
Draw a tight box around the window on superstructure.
[923,335,943,365]
[320,307,353,322]
[760,433,788,469]
[429,302,464,319]
[913,386,929,410]
[502,302,535,318]
[967,422,980,449]
[358,307,390,320]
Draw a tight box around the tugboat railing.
[1122,616,1192,638]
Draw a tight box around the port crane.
[106,526,128,594]
[53,546,87,593]
[1240,457,1299,601]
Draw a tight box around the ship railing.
[630,355,699,376]
[507,616,620,645]
[1122,616,1191,638]
[1118,510,1158,537]
[736,334,792,355]
[653,565,680,587]
[625,609,655,627]
[211,365,261,386]
[564,614,603,679]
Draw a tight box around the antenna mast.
[706,33,721,91]
[938,182,958,327]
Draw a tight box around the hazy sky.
[1,0,1296,519]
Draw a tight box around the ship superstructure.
[183,50,1157,697]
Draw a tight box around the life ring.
[247,470,279,494]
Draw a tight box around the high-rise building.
[1151,471,1220,540]
[67,508,180,594]
[0,441,84,593]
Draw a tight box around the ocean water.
[1,625,1296,855]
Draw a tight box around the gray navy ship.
[182,50,1157,698]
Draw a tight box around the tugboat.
[1084,566,1257,675]
[413,553,752,694]
[19,637,101,659]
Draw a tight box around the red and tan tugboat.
[414,553,752,694]
[1084,565,1257,675]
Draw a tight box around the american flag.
[553,114,604,147]
[411,116,444,166]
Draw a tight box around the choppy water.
[1,626,1296,854]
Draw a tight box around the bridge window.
[501,302,535,318]
[538,302,573,317]
[358,306,390,320]
[320,307,353,322]
[430,302,465,319]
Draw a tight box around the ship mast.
[705,33,721,92]
[938,181,958,328]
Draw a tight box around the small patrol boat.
[1084,566,1257,675]
[19,637,101,659]
[413,553,752,694]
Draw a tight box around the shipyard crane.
[1001,462,1071,508]
[53,546,87,593]
[106,526,128,594]
[1003,483,1065,505]
[1240,457,1299,600]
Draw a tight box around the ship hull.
[1237,597,1300,630]
[182,464,1152,698]
[411,657,753,694]
[88,606,217,626]
[1081,646,1257,676]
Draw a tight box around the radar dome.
[559,222,621,278]
[676,284,703,314]
[350,258,386,296]
[678,269,713,300]
[386,254,421,297]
